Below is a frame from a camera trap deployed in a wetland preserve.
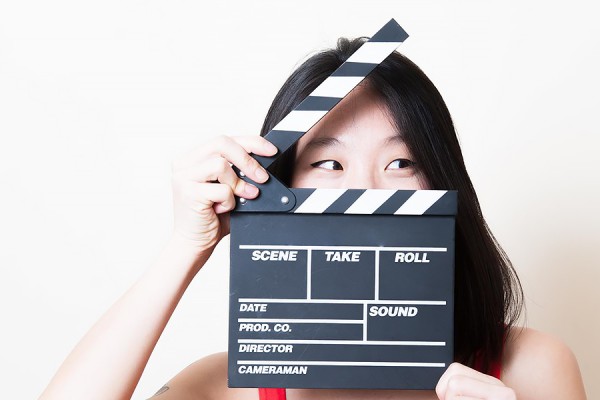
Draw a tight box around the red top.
[258,355,502,400]
[258,388,287,400]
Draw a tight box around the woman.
[40,37,587,400]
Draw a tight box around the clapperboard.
[228,19,457,390]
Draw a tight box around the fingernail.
[255,168,269,182]
[264,142,278,154]
[244,184,259,196]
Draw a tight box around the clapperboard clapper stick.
[228,19,458,390]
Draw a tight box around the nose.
[342,167,379,189]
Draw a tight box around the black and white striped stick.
[237,19,415,212]
[290,188,457,216]
[255,19,409,170]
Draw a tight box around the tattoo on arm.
[148,384,170,398]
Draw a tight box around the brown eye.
[311,160,343,171]
[386,159,416,170]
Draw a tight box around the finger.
[214,202,233,215]
[442,375,515,399]
[191,182,237,214]
[437,363,502,389]
[437,363,502,399]
[178,157,259,199]
[229,135,278,157]
[173,135,277,173]
[174,135,271,183]
[212,136,275,184]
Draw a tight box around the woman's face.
[291,85,428,190]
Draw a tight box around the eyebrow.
[303,137,342,151]
[384,135,405,146]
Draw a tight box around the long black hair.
[259,37,524,372]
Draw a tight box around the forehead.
[295,84,398,153]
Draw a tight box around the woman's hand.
[39,136,278,400]
[170,134,278,255]
[436,362,516,400]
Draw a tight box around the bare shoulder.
[151,352,255,400]
[502,327,587,399]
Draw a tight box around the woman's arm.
[39,235,210,400]
[39,135,278,400]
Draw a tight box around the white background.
[1,1,598,399]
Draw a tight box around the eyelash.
[310,159,416,171]
[386,159,416,170]
[310,160,343,170]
